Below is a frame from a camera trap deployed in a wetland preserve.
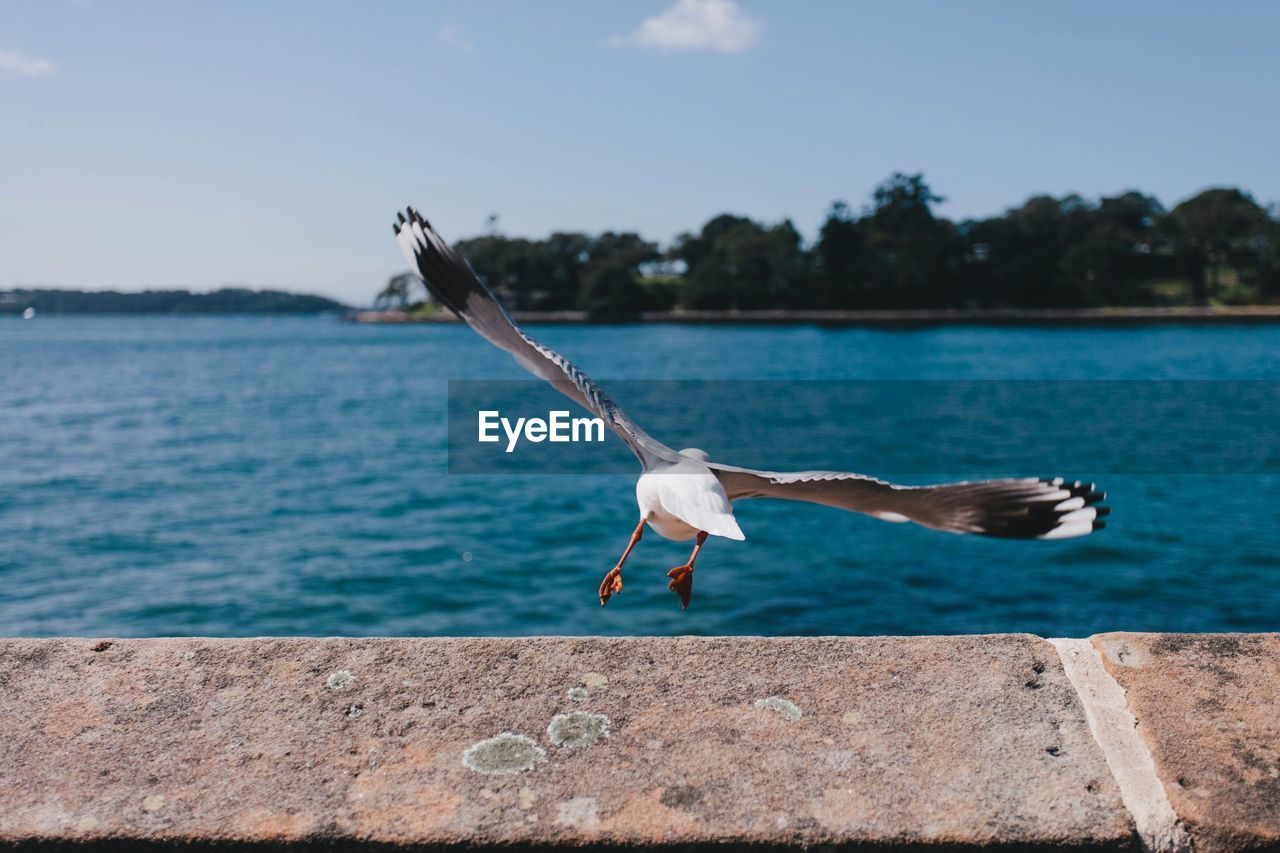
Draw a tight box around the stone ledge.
[0,635,1275,851]
[1092,633,1280,853]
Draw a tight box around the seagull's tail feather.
[701,512,746,541]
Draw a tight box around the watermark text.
[478,410,606,453]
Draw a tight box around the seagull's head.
[679,448,711,462]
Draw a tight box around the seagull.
[394,207,1108,609]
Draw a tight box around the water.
[2,315,1278,637]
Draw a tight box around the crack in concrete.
[1050,638,1192,853]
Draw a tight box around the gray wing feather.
[394,207,679,469]
[710,465,1108,540]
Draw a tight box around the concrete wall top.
[1,634,1276,851]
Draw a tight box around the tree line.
[378,174,1280,317]
[1,288,347,315]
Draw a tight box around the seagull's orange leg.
[666,531,708,610]
[599,517,646,606]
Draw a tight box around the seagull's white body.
[636,449,745,542]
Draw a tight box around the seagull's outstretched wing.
[393,207,679,469]
[710,465,1108,539]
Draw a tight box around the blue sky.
[3,0,1277,303]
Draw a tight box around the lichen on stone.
[547,711,610,749]
[326,669,355,690]
[566,686,588,702]
[755,696,802,720]
[462,732,547,775]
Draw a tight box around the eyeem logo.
[478,410,606,453]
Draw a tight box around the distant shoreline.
[0,287,347,316]
[345,305,1280,327]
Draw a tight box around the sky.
[2,0,1278,304]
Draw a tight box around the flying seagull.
[393,207,1108,609]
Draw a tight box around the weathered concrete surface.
[1052,639,1189,853]
[0,636,1133,850]
[1092,633,1280,853]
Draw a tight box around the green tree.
[673,215,808,310]
[860,173,963,308]
[1164,188,1272,305]
[454,233,592,310]
[1057,191,1165,306]
[451,235,532,308]
[577,232,659,319]
[374,272,424,310]
[1259,208,1280,298]
[386,180,1280,314]
[812,201,867,308]
[965,194,1114,308]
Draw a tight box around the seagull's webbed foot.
[599,566,623,606]
[666,530,708,610]
[666,564,694,610]
[600,518,646,607]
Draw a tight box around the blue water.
[2,316,1278,637]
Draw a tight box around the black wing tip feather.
[404,206,432,231]
[973,477,1109,540]
[392,205,492,319]
[392,207,434,247]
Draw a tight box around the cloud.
[0,48,56,77]
[437,24,474,52]
[611,0,762,54]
